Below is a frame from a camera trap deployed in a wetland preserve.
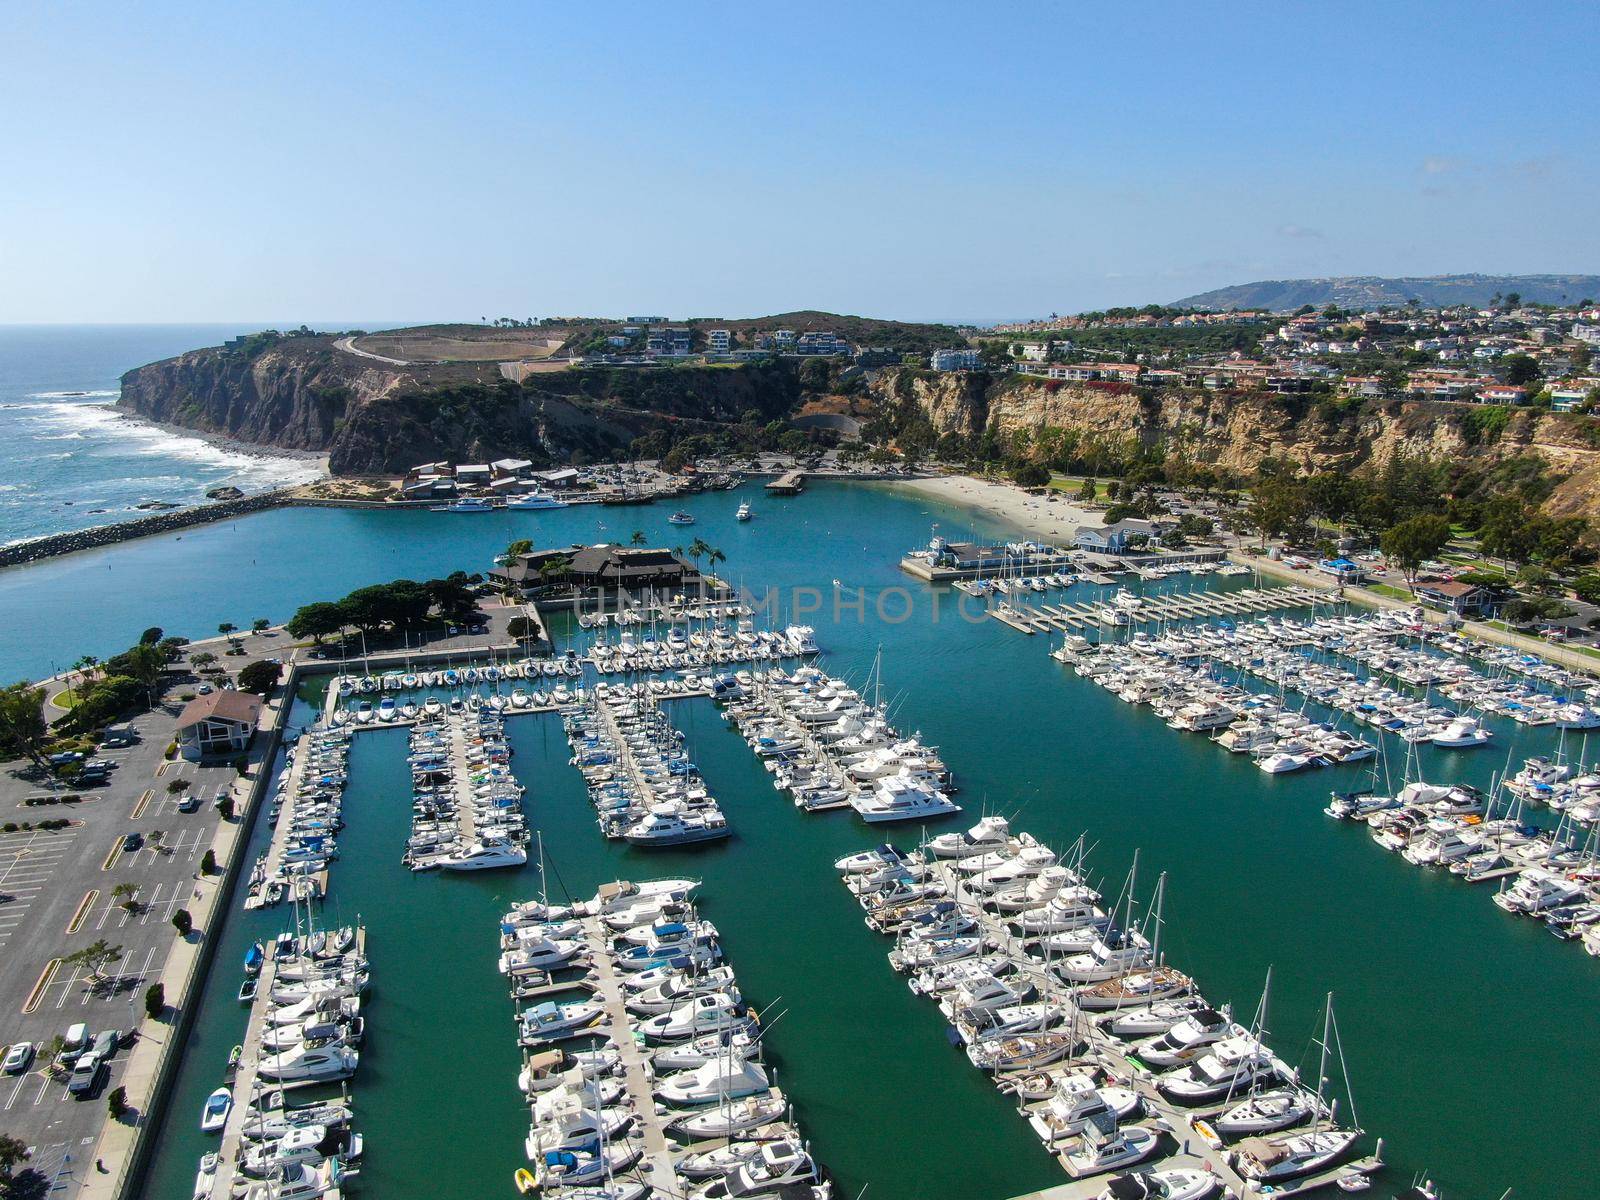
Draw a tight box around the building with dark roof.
[489,543,716,599]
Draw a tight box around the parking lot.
[0,691,235,1184]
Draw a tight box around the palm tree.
[630,530,647,546]
[687,537,710,567]
[706,546,726,577]
[218,622,238,651]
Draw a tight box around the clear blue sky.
[3,2,1596,325]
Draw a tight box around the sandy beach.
[896,473,1102,543]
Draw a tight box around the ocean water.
[95,482,1592,1200]
[0,326,327,544]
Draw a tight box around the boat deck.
[206,928,365,1200]
[913,855,1383,1198]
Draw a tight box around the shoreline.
[893,473,1102,541]
[109,402,331,472]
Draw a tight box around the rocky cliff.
[119,337,805,474]
[869,368,1600,515]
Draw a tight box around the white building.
[706,329,731,352]
[930,348,982,371]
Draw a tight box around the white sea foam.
[21,398,325,489]
[27,389,119,399]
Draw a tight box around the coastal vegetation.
[284,574,483,644]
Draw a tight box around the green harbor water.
[57,480,1588,1200]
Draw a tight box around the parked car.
[66,1055,102,1097]
[177,794,201,813]
[60,1022,90,1063]
[87,1029,119,1064]
[121,833,143,853]
[2,1042,33,1074]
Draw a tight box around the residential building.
[175,690,262,761]
[706,329,731,352]
[1044,362,1143,384]
[1017,342,1050,362]
[1340,375,1387,399]
[773,329,796,347]
[930,348,982,371]
[793,331,850,355]
[646,327,692,356]
[1478,385,1529,405]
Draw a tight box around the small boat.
[192,1152,219,1200]
[243,943,265,977]
[514,1167,537,1194]
[238,978,259,1004]
[736,502,752,522]
[436,497,493,512]
[668,511,696,525]
[200,1087,232,1133]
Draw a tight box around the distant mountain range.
[1171,274,1600,312]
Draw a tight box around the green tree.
[1246,476,1311,549]
[61,938,123,981]
[630,530,647,546]
[108,1085,129,1119]
[504,539,533,561]
[1011,462,1051,488]
[1501,353,1541,387]
[144,982,165,1019]
[0,683,50,770]
[218,622,238,644]
[237,659,280,696]
[1381,513,1452,589]
[1076,476,1097,503]
[125,640,167,707]
[1572,573,1600,605]
[171,909,192,936]
[0,1134,30,1180]
[285,601,346,644]
[251,618,271,634]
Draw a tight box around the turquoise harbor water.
[17,481,1590,1200]
[0,326,327,545]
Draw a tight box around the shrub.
[107,1086,128,1119]
[199,850,217,876]
[171,909,192,936]
[166,779,189,794]
[143,982,164,1019]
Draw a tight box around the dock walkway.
[915,854,1382,1197]
[578,914,679,1196]
[992,585,1319,634]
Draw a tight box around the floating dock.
[991,585,1320,634]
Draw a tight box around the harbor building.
[1072,518,1157,554]
[490,542,715,600]
[175,690,263,761]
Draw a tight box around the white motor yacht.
[926,815,1011,858]
[851,773,960,824]
[654,1053,770,1106]
[1027,1074,1143,1143]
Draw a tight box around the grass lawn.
[1366,583,1413,600]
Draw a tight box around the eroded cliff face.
[118,343,409,452]
[119,341,806,475]
[871,368,1600,501]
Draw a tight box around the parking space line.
[65,890,96,935]
[22,959,59,1013]
[2,1070,28,1110]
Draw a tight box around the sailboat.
[1225,992,1361,1179]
